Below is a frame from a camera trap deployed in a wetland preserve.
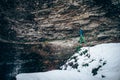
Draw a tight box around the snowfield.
[16,70,99,80]
[16,43,120,80]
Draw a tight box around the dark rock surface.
[0,0,120,42]
[0,41,67,80]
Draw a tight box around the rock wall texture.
[0,0,120,42]
[0,42,65,80]
[0,0,120,80]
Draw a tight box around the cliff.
[0,0,120,80]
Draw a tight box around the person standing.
[79,29,86,44]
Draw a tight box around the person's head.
[79,28,82,30]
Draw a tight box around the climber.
[79,29,86,44]
[75,29,86,52]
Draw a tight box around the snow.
[16,43,120,80]
[16,70,99,80]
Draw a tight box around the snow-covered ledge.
[16,70,98,80]
[16,43,120,80]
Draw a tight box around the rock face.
[0,0,120,80]
[0,42,67,80]
[0,0,120,42]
